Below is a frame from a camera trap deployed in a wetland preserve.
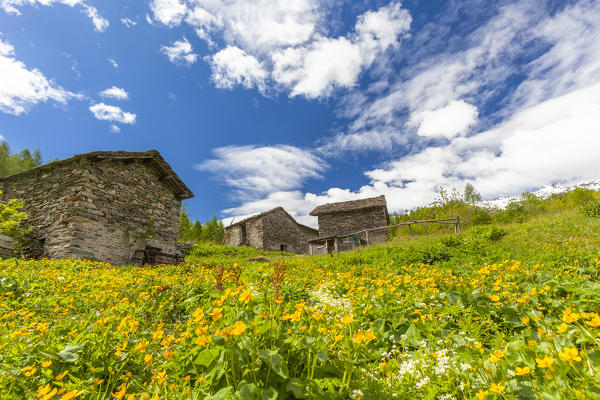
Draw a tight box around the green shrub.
[470,226,507,242]
[580,201,600,218]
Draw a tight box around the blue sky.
[1,0,599,227]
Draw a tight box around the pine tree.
[178,204,193,241]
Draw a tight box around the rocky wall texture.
[317,207,389,243]
[262,209,317,254]
[0,157,182,264]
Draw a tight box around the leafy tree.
[0,191,31,255]
[0,141,43,177]
[463,183,482,204]
[178,206,224,244]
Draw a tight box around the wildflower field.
[1,208,600,399]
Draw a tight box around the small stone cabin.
[308,195,390,255]
[0,150,193,265]
[224,207,318,254]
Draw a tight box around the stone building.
[0,150,193,265]
[308,195,389,255]
[224,207,318,254]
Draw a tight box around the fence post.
[366,230,370,245]
[456,216,461,233]
[408,224,413,236]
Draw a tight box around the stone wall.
[224,218,264,250]
[262,209,317,254]
[317,206,389,244]
[0,157,183,264]
[224,209,317,254]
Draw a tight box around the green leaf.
[316,350,328,362]
[57,343,84,363]
[286,378,308,398]
[238,383,259,400]
[196,348,220,368]
[205,386,234,400]
[259,349,289,379]
[263,387,278,400]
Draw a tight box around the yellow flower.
[22,365,37,377]
[364,330,376,341]
[475,342,483,350]
[352,331,365,344]
[556,323,568,333]
[196,335,211,347]
[239,289,253,304]
[490,382,505,393]
[144,353,153,364]
[586,315,600,328]
[37,384,52,398]
[230,321,246,336]
[488,355,500,363]
[41,360,52,368]
[536,356,555,369]
[521,317,530,324]
[342,314,354,325]
[475,390,488,399]
[61,390,83,400]
[333,333,344,342]
[514,366,531,376]
[54,369,69,381]
[94,377,105,385]
[209,308,223,321]
[562,307,580,323]
[41,388,58,400]
[528,340,537,347]
[559,347,582,362]
[493,349,506,358]
[112,383,127,399]
[192,307,204,323]
[488,294,500,302]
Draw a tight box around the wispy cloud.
[197,145,326,199]
[0,37,79,115]
[99,86,129,101]
[120,17,137,28]
[89,103,136,124]
[160,37,198,66]
[1,0,109,31]
[150,0,411,98]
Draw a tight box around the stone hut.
[224,207,318,254]
[308,195,389,255]
[0,150,193,265]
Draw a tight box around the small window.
[280,244,288,252]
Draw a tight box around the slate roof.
[226,207,318,233]
[309,195,388,216]
[0,150,194,200]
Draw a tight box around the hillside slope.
[0,206,599,399]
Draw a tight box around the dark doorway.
[241,224,247,244]
[280,244,288,252]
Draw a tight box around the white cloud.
[121,17,137,28]
[81,4,108,31]
[109,124,120,133]
[150,0,187,26]
[89,103,136,124]
[197,145,326,198]
[218,82,600,222]
[411,100,478,138]
[108,58,118,68]
[161,37,198,66]
[150,0,411,98]
[1,0,109,31]
[99,86,129,100]
[0,37,78,115]
[210,46,267,91]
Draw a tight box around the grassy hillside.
[1,204,599,399]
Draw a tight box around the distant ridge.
[478,179,600,209]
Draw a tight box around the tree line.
[178,205,225,243]
[0,141,46,177]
